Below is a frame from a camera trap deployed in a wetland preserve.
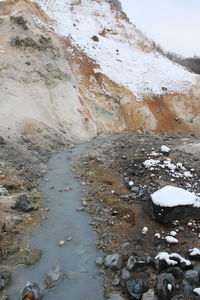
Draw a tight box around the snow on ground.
[142,227,148,235]
[155,252,191,266]
[165,236,178,244]
[189,248,200,256]
[151,185,200,208]
[31,0,197,100]
[143,153,194,180]
[160,145,171,153]
[170,231,177,237]
[193,288,200,296]
[143,159,160,169]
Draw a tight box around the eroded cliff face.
[0,0,200,142]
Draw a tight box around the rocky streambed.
[1,131,200,300]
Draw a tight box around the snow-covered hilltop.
[32,0,197,100]
[0,0,200,140]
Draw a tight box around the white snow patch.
[155,252,191,266]
[184,171,193,178]
[193,288,200,296]
[143,159,160,169]
[161,145,171,153]
[189,248,200,256]
[142,227,148,235]
[150,151,160,157]
[170,231,177,237]
[155,233,161,239]
[165,236,178,244]
[176,162,186,170]
[167,284,172,291]
[151,185,200,207]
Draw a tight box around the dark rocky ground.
[74,132,200,300]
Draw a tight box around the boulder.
[104,254,123,270]
[12,195,35,212]
[126,278,148,300]
[156,273,175,300]
[149,186,200,224]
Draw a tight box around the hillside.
[1,2,200,300]
[0,0,200,143]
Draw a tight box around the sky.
[120,0,200,57]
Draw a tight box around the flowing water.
[8,135,121,300]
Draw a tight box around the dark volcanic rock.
[126,278,148,300]
[12,195,35,212]
[166,267,184,279]
[156,273,175,300]
[148,198,200,224]
[171,295,184,300]
[184,270,199,285]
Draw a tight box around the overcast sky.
[120,0,200,57]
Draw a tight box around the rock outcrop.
[0,0,200,143]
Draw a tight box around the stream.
[8,135,121,300]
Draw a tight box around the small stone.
[121,268,131,280]
[141,289,155,300]
[127,256,135,271]
[95,257,104,266]
[58,240,65,246]
[126,278,148,300]
[142,227,148,235]
[45,265,62,288]
[104,254,123,270]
